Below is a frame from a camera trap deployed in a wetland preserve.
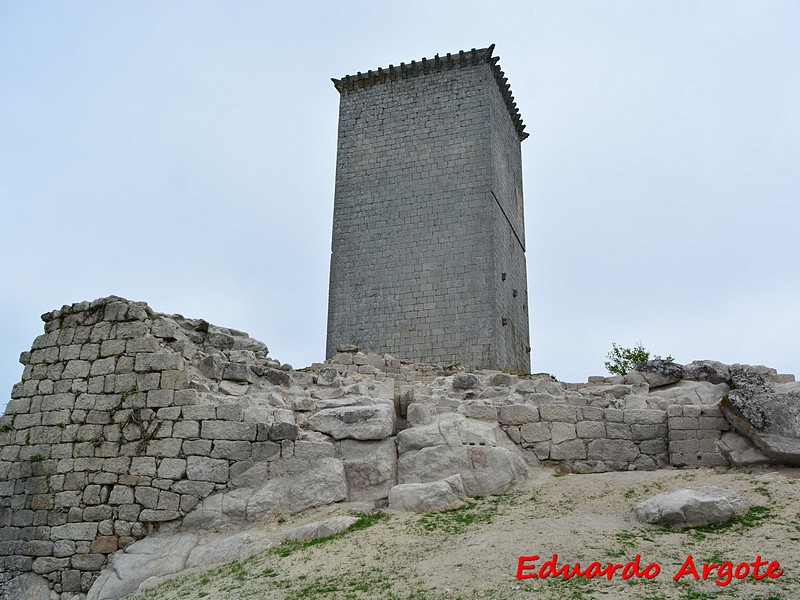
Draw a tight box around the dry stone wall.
[1,296,796,599]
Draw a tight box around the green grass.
[0,413,15,432]
[686,506,773,536]
[417,495,509,535]
[754,485,773,499]
[271,511,389,558]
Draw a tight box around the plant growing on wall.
[605,342,673,376]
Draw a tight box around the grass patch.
[417,495,508,535]
[271,511,389,558]
[0,413,16,432]
[543,573,596,599]
[754,485,773,499]
[687,505,772,536]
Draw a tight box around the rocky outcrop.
[625,359,684,389]
[87,515,358,600]
[683,360,731,385]
[632,486,748,526]
[397,414,532,497]
[720,365,800,465]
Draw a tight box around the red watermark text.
[516,553,782,587]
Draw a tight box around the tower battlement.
[331,45,528,142]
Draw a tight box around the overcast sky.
[2,1,798,411]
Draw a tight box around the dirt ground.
[127,465,800,600]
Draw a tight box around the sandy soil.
[126,465,800,600]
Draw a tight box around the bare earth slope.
[126,466,799,600]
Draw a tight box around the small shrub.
[0,413,17,433]
[604,342,673,376]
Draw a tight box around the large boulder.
[633,486,748,526]
[2,573,50,600]
[720,365,800,466]
[308,404,395,440]
[683,360,731,385]
[648,380,730,406]
[715,432,770,466]
[625,359,684,389]
[87,533,204,600]
[181,457,348,530]
[397,414,533,497]
[388,475,467,512]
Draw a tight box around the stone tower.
[326,45,531,372]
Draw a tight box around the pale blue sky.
[2,1,799,409]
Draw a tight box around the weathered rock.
[86,534,200,600]
[586,439,639,463]
[222,362,251,383]
[397,414,532,497]
[388,474,466,512]
[315,367,340,386]
[721,387,800,466]
[246,458,348,522]
[254,367,292,387]
[715,432,770,466]
[514,377,563,398]
[406,403,433,426]
[181,458,348,531]
[88,528,279,599]
[683,360,731,385]
[452,374,479,390]
[633,486,748,526]
[626,360,684,389]
[488,372,513,387]
[339,438,397,502]
[498,404,539,426]
[282,516,358,541]
[2,572,50,600]
[648,380,730,406]
[732,363,794,385]
[308,404,395,440]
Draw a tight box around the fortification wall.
[0,297,302,596]
[1,297,792,599]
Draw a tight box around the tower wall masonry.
[327,46,531,372]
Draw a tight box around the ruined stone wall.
[0,297,303,596]
[1,296,793,599]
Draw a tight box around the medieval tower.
[326,45,531,372]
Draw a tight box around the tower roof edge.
[331,44,528,142]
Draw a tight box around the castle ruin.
[2,44,798,600]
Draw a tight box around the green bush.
[604,342,673,376]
